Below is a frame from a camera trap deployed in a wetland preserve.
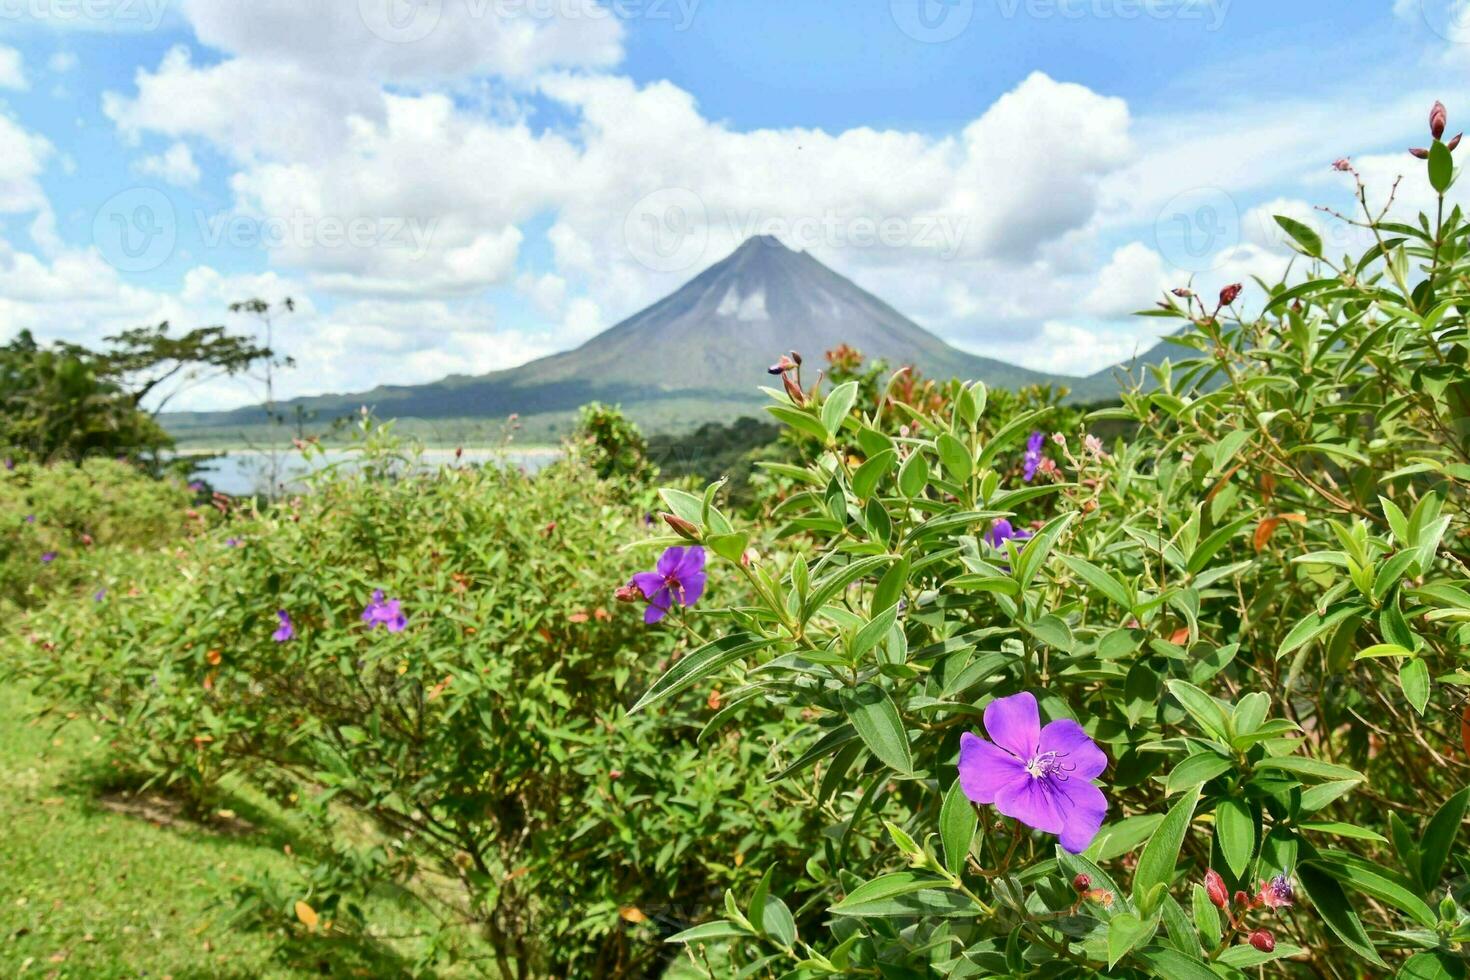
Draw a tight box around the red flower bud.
[1410,147,1430,160]
[614,584,641,604]
[1248,929,1275,953]
[790,349,803,366]
[662,513,700,540]
[1432,101,1448,140]
[782,372,807,406]
[1234,889,1251,908]
[1450,133,1463,152]
[1218,283,1243,307]
[1204,869,1229,909]
[1072,873,1091,892]
[1332,158,1352,172]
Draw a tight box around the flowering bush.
[636,108,1470,977]
[13,423,814,976]
[0,457,194,614]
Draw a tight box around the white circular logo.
[623,188,709,274]
[93,187,177,274]
[1153,187,1240,274]
[359,0,443,44]
[1416,0,1470,45]
[890,0,974,43]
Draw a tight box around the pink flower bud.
[1204,869,1229,909]
[1410,147,1430,160]
[662,513,700,540]
[1432,101,1448,140]
[1219,283,1243,307]
[1248,929,1275,953]
[1072,873,1091,892]
[1171,287,1194,298]
[1450,133,1463,152]
[1332,158,1352,172]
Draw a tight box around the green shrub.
[0,457,194,613]
[17,426,811,976]
[634,116,1470,976]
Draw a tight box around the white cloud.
[47,52,78,74]
[0,46,26,90]
[137,142,201,187]
[1081,242,1172,316]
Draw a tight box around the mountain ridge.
[167,236,1172,435]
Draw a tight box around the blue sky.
[0,0,1466,408]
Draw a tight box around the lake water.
[180,448,561,497]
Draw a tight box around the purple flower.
[362,590,407,633]
[3,457,13,471]
[24,514,35,524]
[225,538,241,548]
[93,589,107,602]
[627,546,707,625]
[189,481,205,492]
[1022,430,1045,483]
[40,551,57,564]
[1257,874,1294,909]
[958,692,1108,853]
[985,518,1032,550]
[273,609,295,643]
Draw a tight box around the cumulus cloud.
[137,142,201,187]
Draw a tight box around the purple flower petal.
[630,571,665,599]
[1037,719,1108,780]
[1052,776,1108,854]
[994,773,1064,835]
[957,732,1027,805]
[657,546,689,577]
[644,586,673,624]
[984,692,1040,761]
[677,569,707,606]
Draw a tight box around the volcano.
[168,236,1153,438]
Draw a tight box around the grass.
[0,681,435,978]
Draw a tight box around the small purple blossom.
[958,692,1108,853]
[985,519,1032,550]
[225,538,241,548]
[1257,874,1294,909]
[189,481,205,492]
[40,551,57,564]
[627,546,707,625]
[1022,431,1045,483]
[24,514,35,524]
[3,457,13,471]
[273,609,295,643]
[362,590,407,633]
[93,588,107,602]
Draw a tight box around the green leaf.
[940,780,978,876]
[1430,140,1455,194]
[1400,657,1431,716]
[1164,679,1231,741]
[1297,861,1387,967]
[1307,853,1436,928]
[760,895,796,947]
[1275,214,1323,257]
[1278,602,1367,659]
[630,633,770,713]
[850,605,899,661]
[897,451,929,498]
[667,920,751,944]
[1021,614,1073,652]
[1134,786,1200,906]
[1107,911,1152,969]
[1419,786,1470,893]
[1253,756,1365,782]
[821,381,859,436]
[1191,884,1221,949]
[1058,554,1134,608]
[803,555,893,625]
[1398,951,1468,980]
[1216,942,1306,967]
[747,866,773,933]
[1165,752,1233,795]
[935,433,973,484]
[851,449,897,500]
[839,684,913,774]
[1216,798,1255,879]
[828,872,947,913]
